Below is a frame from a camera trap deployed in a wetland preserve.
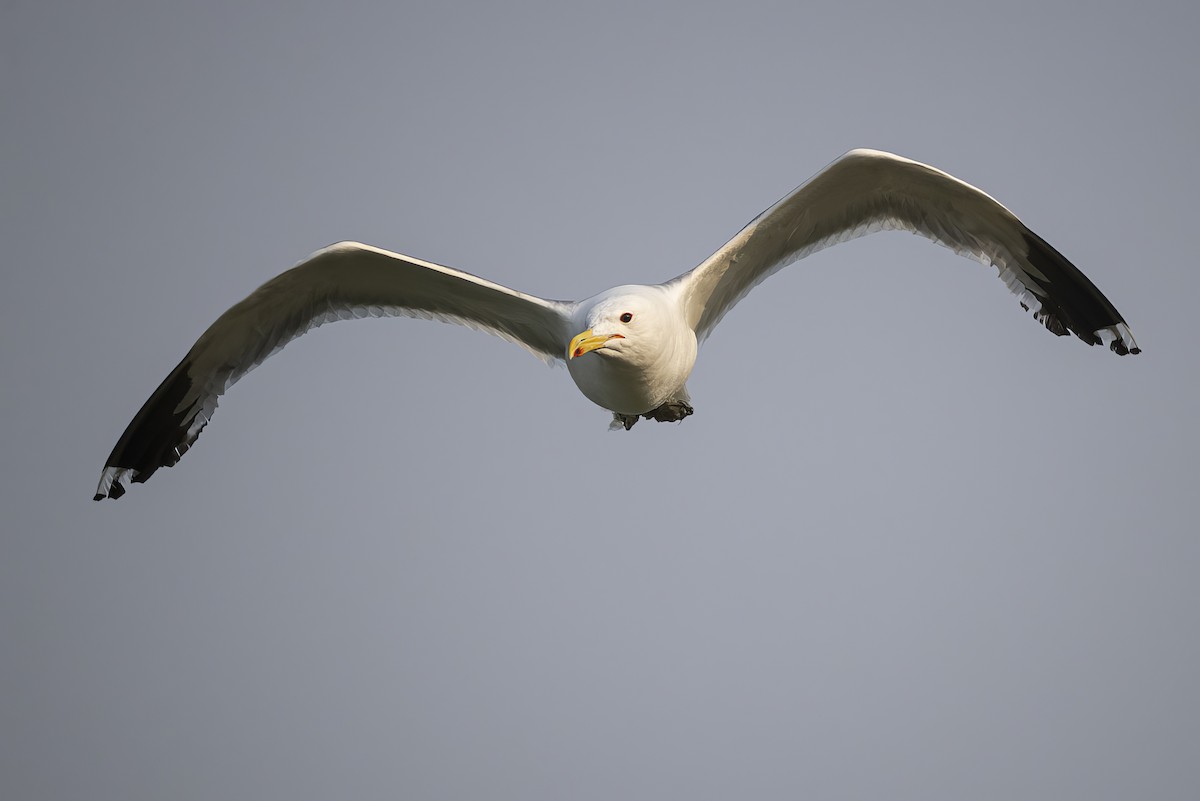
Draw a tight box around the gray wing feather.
[94,242,574,499]
[673,149,1139,354]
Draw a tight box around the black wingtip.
[1110,338,1141,356]
[96,356,198,501]
[1021,230,1133,351]
[93,474,127,501]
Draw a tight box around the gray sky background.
[3,1,1198,799]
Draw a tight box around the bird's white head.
[568,286,670,361]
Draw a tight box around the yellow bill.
[569,329,624,359]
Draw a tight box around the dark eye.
[620,312,633,323]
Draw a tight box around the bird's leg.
[642,400,694,424]
[610,413,640,431]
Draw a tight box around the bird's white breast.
[568,351,660,415]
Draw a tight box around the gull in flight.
[94,149,1140,500]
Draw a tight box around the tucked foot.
[642,400,694,423]
[609,402,694,430]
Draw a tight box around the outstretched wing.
[94,242,575,500]
[673,149,1139,354]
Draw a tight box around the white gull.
[94,149,1140,500]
